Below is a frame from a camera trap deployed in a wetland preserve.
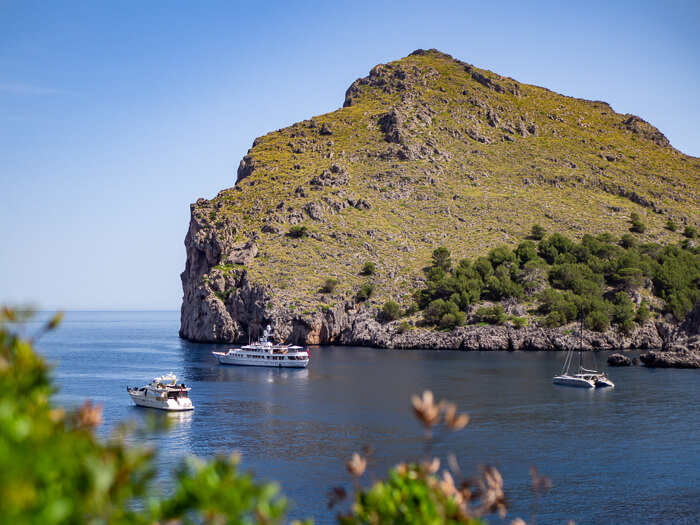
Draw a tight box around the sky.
[1,0,698,310]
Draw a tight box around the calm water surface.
[32,311,700,524]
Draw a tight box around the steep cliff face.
[180,49,699,348]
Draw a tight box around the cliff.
[179,49,700,352]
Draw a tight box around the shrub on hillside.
[361,261,376,275]
[612,291,636,333]
[320,278,338,293]
[423,299,465,330]
[287,225,308,238]
[381,300,401,321]
[538,289,578,327]
[473,257,494,280]
[538,233,575,263]
[653,245,700,320]
[515,240,539,264]
[511,316,527,328]
[597,232,617,244]
[519,259,548,294]
[431,247,452,271]
[488,245,516,267]
[612,267,645,291]
[475,305,506,325]
[619,233,638,249]
[531,223,546,240]
[636,303,652,324]
[396,320,412,334]
[549,263,604,296]
[586,310,610,332]
[356,283,375,302]
[630,212,646,234]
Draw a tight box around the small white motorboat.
[127,372,194,411]
[213,325,309,368]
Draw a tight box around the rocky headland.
[180,49,700,367]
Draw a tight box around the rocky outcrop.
[607,353,632,366]
[640,349,700,368]
[636,301,700,368]
[310,164,349,187]
[621,115,670,148]
[225,241,258,265]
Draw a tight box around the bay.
[31,311,700,524]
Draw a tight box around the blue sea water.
[29,311,700,524]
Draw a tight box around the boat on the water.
[552,367,614,388]
[213,326,309,368]
[553,317,614,389]
[127,372,194,411]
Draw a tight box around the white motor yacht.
[213,326,309,368]
[127,372,194,411]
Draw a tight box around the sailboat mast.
[579,310,583,371]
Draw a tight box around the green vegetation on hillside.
[413,228,700,332]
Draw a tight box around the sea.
[28,310,700,524]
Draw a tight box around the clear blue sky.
[1,0,698,310]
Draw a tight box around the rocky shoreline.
[180,224,700,368]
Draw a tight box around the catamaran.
[553,317,614,389]
[212,325,310,368]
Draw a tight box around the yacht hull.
[128,391,194,411]
[213,351,309,368]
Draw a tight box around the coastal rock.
[680,300,700,335]
[640,349,700,368]
[607,353,632,366]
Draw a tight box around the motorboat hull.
[213,351,309,368]
[128,390,194,411]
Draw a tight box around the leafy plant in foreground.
[334,390,551,524]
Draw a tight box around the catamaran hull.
[213,352,309,368]
[552,376,595,388]
[595,378,615,388]
[128,392,194,411]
